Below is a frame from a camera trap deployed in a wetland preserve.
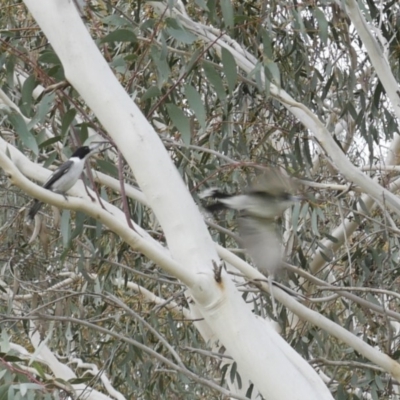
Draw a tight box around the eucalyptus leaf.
[142,86,161,101]
[230,361,237,383]
[102,15,130,27]
[166,103,191,145]
[61,210,71,248]
[61,108,77,138]
[39,136,62,149]
[8,112,39,155]
[20,75,37,116]
[97,159,118,177]
[311,209,320,237]
[166,27,197,44]
[195,0,209,10]
[264,61,280,85]
[314,8,328,45]
[29,92,56,127]
[220,0,234,28]
[221,48,237,94]
[150,45,171,85]
[185,84,206,129]
[101,29,137,43]
[38,50,61,65]
[203,63,226,102]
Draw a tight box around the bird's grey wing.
[249,168,296,196]
[43,161,73,189]
[238,216,282,277]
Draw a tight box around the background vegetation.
[1,0,400,398]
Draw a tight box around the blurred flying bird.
[200,169,301,316]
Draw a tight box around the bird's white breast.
[52,158,85,193]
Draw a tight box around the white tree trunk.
[20,1,334,398]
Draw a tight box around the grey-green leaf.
[203,63,226,102]
[61,108,77,138]
[8,113,39,155]
[221,48,237,94]
[314,8,328,45]
[195,0,209,11]
[185,85,206,130]
[97,159,118,178]
[31,92,56,127]
[265,61,280,85]
[142,86,161,101]
[166,104,191,145]
[166,27,197,44]
[261,30,273,59]
[102,15,130,27]
[38,50,61,65]
[311,208,320,237]
[150,45,171,85]
[101,29,137,43]
[220,0,234,29]
[20,75,37,116]
[61,210,71,248]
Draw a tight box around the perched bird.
[28,143,102,220]
[200,169,301,316]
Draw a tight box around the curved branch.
[217,246,400,381]
[4,313,250,400]
[0,146,196,287]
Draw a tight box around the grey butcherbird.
[200,168,302,317]
[28,143,103,220]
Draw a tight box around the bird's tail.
[199,188,232,212]
[28,200,42,220]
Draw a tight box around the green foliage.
[1,0,400,399]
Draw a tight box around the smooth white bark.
[150,2,400,218]
[0,138,194,285]
[149,0,400,279]
[25,0,216,278]
[308,0,400,272]
[17,1,334,398]
[344,0,400,130]
[1,284,120,399]
[218,247,400,381]
[3,140,398,383]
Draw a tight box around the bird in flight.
[200,168,301,317]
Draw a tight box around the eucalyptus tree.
[1,1,400,399]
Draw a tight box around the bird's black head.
[71,146,92,159]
